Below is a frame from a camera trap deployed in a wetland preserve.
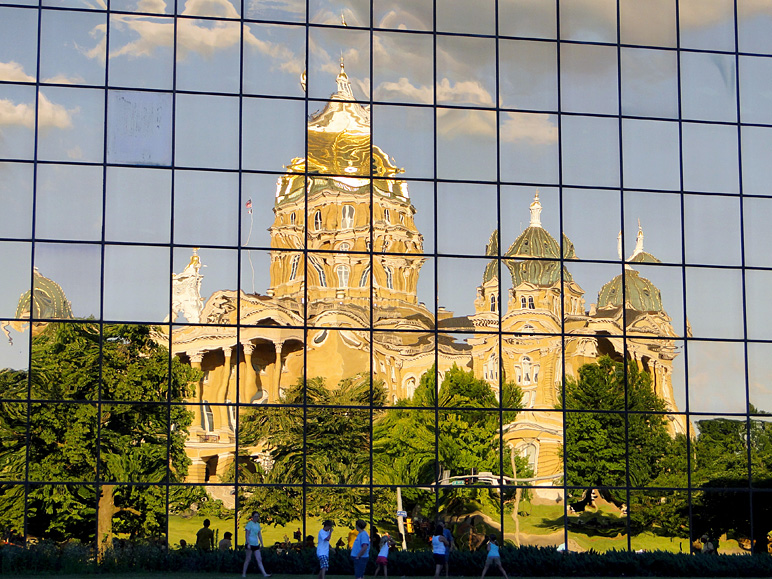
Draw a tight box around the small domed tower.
[267,60,425,307]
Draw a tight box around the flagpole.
[245,199,255,294]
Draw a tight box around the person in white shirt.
[317,520,335,579]
[372,534,394,578]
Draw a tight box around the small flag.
[246,198,252,214]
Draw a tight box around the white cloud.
[0,92,77,130]
[42,73,85,85]
[436,78,494,107]
[0,62,35,83]
[501,112,557,144]
[375,77,432,104]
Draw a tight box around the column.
[241,342,258,404]
[187,458,207,483]
[215,452,235,483]
[270,341,285,402]
[189,352,204,434]
[215,346,235,436]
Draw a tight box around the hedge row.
[3,542,772,577]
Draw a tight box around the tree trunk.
[97,484,117,559]
[509,447,521,547]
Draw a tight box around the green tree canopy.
[0,322,198,550]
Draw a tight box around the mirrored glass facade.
[2,0,772,555]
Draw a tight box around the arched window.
[341,205,355,228]
[520,296,527,309]
[522,356,532,385]
[202,401,214,432]
[336,264,350,287]
[528,296,535,309]
[314,210,322,231]
[384,208,390,223]
[290,212,296,225]
[359,265,370,287]
[309,257,326,286]
[490,293,497,312]
[519,442,539,473]
[338,242,350,251]
[405,377,417,398]
[384,265,394,290]
[289,254,300,281]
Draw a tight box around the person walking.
[372,534,394,578]
[431,525,449,579]
[242,512,271,578]
[196,518,215,551]
[317,520,335,579]
[351,519,370,579]
[480,535,509,579]
[439,522,454,577]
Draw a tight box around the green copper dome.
[597,269,663,312]
[16,268,74,321]
[482,230,499,284]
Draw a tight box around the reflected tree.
[0,323,198,552]
[236,374,386,527]
[373,364,526,517]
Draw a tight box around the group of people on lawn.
[195,513,509,579]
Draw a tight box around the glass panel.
[745,270,772,340]
[0,404,27,479]
[169,485,237,548]
[571,261,626,325]
[560,43,618,115]
[620,47,679,119]
[738,0,772,54]
[692,417,749,483]
[436,36,496,108]
[0,163,33,239]
[37,86,105,163]
[245,0,305,22]
[499,0,556,39]
[306,406,371,484]
[175,94,239,169]
[739,56,772,124]
[372,32,433,105]
[173,247,237,324]
[307,27,369,102]
[305,328,371,385]
[372,107,434,179]
[500,186,559,260]
[683,194,742,266]
[372,332,435,406]
[26,484,96,545]
[0,7,38,82]
[176,19,240,93]
[685,269,743,339]
[242,172,292,249]
[305,254,371,326]
[561,116,620,188]
[562,189,621,262]
[499,39,557,112]
[105,167,172,244]
[40,10,106,86]
[107,90,173,165]
[0,321,29,384]
[681,123,739,194]
[180,0,239,17]
[559,0,616,43]
[437,108,497,182]
[305,487,371,543]
[619,0,676,47]
[750,416,772,483]
[679,0,735,52]
[236,486,304,545]
[500,112,559,185]
[623,191,683,265]
[741,126,772,197]
[309,0,369,26]
[625,264,685,339]
[111,0,172,13]
[506,340,563,411]
[33,243,101,319]
[374,0,432,31]
[688,342,746,414]
[680,52,737,123]
[35,164,103,241]
[0,241,31,320]
[100,404,170,482]
[242,98,305,171]
[437,0,494,35]
[103,244,170,323]
[240,248,273,303]
[748,343,772,414]
[438,259,497,331]
[174,170,239,247]
[622,119,680,191]
[502,484,564,547]
[0,485,25,545]
[437,184,497,257]
[29,403,97,479]
[243,23,305,98]
[0,84,36,160]
[692,490,749,552]
[628,490,690,552]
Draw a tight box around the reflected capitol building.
[161,64,688,491]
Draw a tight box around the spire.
[335,55,355,100]
[630,219,644,259]
[617,231,623,260]
[529,190,542,228]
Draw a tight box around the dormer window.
[521,296,527,309]
[528,296,535,309]
[490,294,497,312]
